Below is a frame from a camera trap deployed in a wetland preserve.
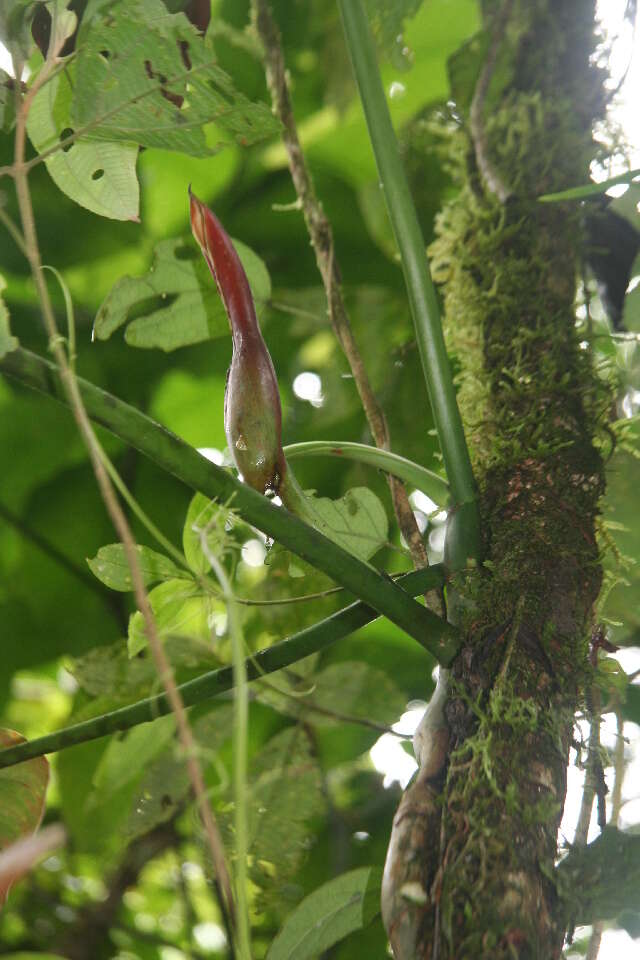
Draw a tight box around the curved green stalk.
[337,0,481,566]
[283,441,449,505]
[0,566,445,769]
[0,347,458,662]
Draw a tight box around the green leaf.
[0,0,37,64]
[0,69,16,133]
[87,542,189,591]
[80,716,176,852]
[72,0,279,155]
[247,727,325,908]
[72,635,220,700]
[365,0,422,56]
[182,491,240,575]
[0,277,19,359]
[267,866,382,960]
[602,442,640,645]
[127,577,218,656]
[558,827,640,924]
[302,661,406,726]
[259,661,406,729]
[622,252,640,332]
[93,234,270,350]
[623,685,640,726]
[124,704,234,842]
[27,69,139,221]
[610,184,640,231]
[293,486,389,562]
[447,30,491,118]
[0,729,49,901]
[72,641,162,699]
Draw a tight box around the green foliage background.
[0,0,639,957]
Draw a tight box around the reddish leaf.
[0,729,50,903]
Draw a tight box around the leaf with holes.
[267,866,382,960]
[93,236,270,350]
[0,729,49,902]
[72,0,279,155]
[26,69,139,221]
[87,543,189,592]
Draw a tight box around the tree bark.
[383,2,609,957]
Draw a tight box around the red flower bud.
[189,189,286,495]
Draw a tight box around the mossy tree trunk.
[383,2,610,957]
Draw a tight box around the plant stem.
[251,0,434,591]
[11,58,236,941]
[337,0,481,564]
[284,441,449,505]
[205,551,251,960]
[0,566,444,769]
[0,348,459,663]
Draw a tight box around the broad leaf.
[124,704,234,842]
[558,827,640,924]
[87,542,189,591]
[93,235,270,350]
[73,636,220,699]
[0,0,38,63]
[246,727,325,909]
[27,69,139,221]
[182,491,238,576]
[259,661,406,729]
[72,0,279,155]
[300,661,406,727]
[0,729,49,902]
[267,866,382,960]
[602,442,640,644]
[79,716,176,852]
[127,577,219,656]
[296,486,389,562]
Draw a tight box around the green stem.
[0,566,444,769]
[337,0,481,564]
[539,166,640,202]
[0,347,458,663]
[283,441,449,505]
[207,553,251,960]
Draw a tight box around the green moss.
[425,2,612,955]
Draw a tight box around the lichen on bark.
[384,2,614,957]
